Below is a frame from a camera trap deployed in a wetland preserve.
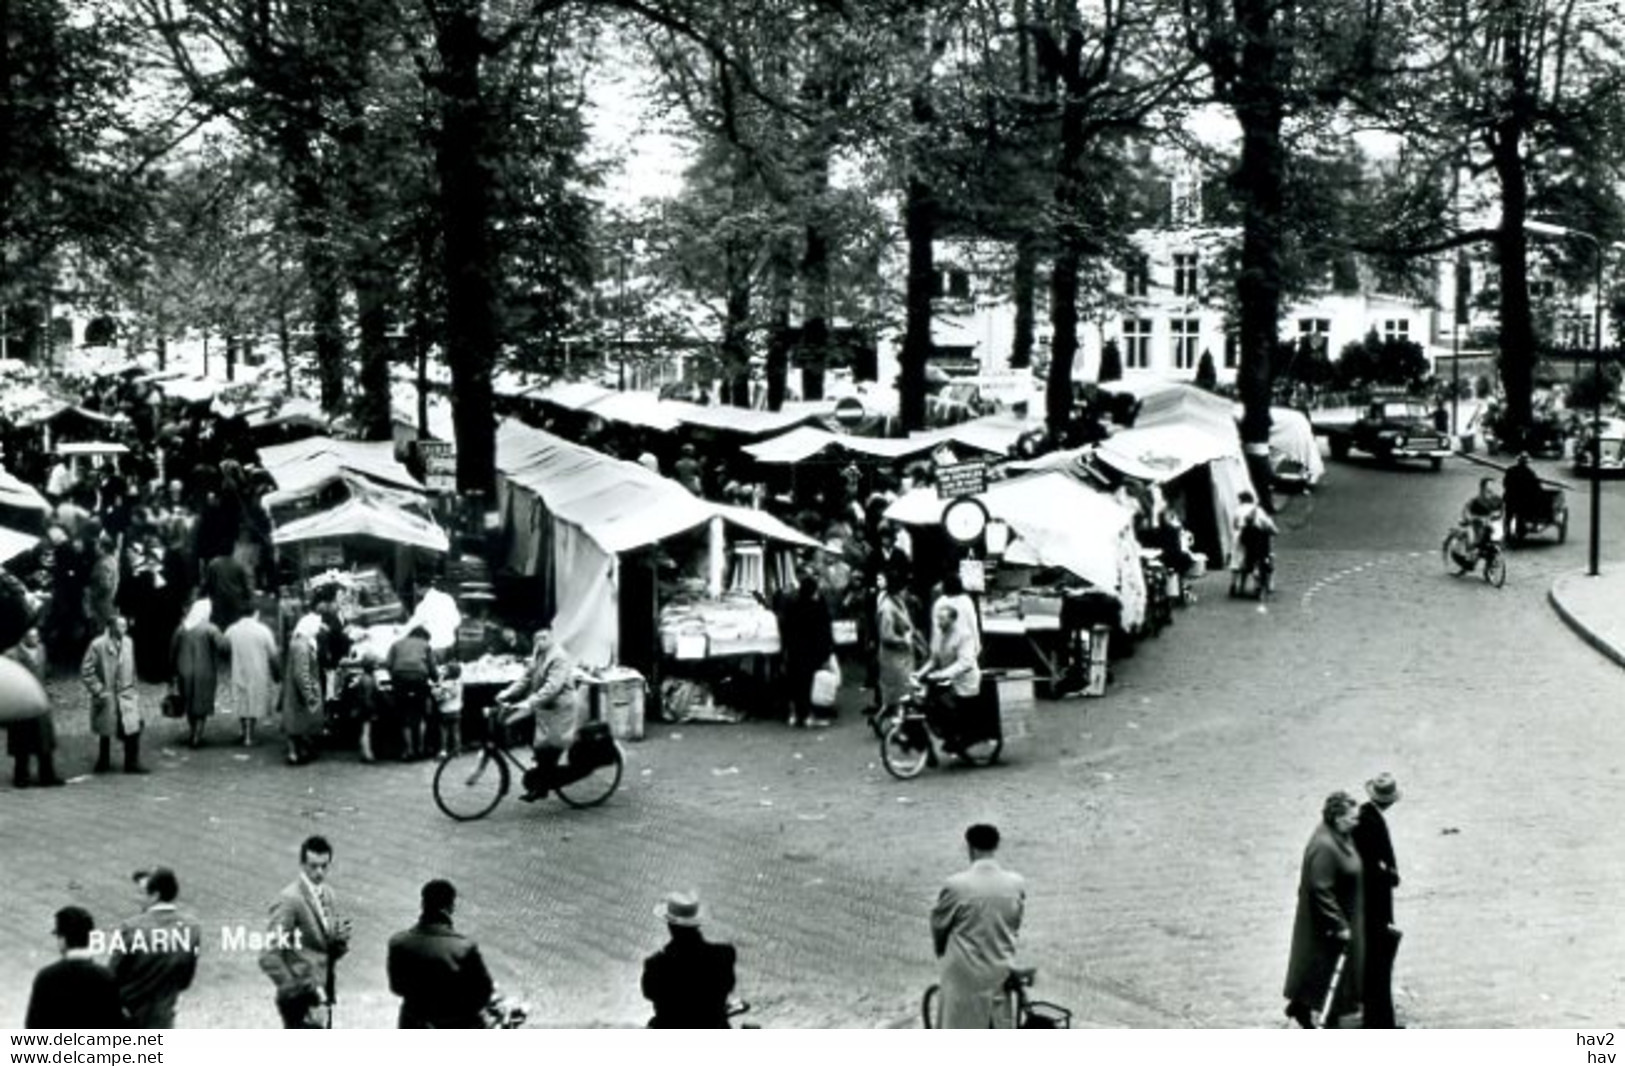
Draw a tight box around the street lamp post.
[1526,220,1617,577]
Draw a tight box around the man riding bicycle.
[1462,477,1504,553]
[914,603,981,755]
[495,626,580,803]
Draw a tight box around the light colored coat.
[279,634,323,739]
[225,616,280,721]
[82,633,140,738]
[931,857,1026,1028]
[497,644,579,748]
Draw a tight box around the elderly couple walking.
[1283,772,1405,1029]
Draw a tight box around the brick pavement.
[5,462,1625,1028]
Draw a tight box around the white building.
[882,166,1447,388]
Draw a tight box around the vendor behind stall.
[405,575,461,656]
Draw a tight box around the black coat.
[778,589,833,678]
[26,957,127,1028]
[1352,801,1400,932]
[642,933,736,1028]
[385,917,494,1029]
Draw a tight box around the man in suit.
[259,836,350,1028]
[109,868,201,1028]
[931,823,1026,1028]
[641,892,738,1028]
[386,880,493,1028]
[24,906,126,1028]
[1352,773,1404,1028]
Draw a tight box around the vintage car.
[1325,399,1452,470]
[1572,416,1625,474]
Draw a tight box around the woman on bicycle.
[872,566,918,731]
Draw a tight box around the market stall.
[885,470,1143,693]
[1092,422,1255,568]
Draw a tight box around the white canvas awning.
[259,437,425,497]
[1094,423,1236,483]
[272,495,449,553]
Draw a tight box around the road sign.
[419,440,456,492]
[936,460,988,499]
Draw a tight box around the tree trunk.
[157,335,168,372]
[721,250,752,407]
[1012,235,1037,370]
[900,176,934,432]
[765,232,793,411]
[304,237,346,414]
[352,260,392,440]
[1231,0,1286,504]
[1491,4,1535,439]
[1047,246,1079,438]
[435,0,497,496]
[225,334,237,381]
[801,219,829,403]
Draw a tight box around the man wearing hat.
[25,906,126,1028]
[1352,773,1404,1028]
[641,892,737,1028]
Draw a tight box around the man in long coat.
[82,615,146,774]
[496,626,578,800]
[930,823,1025,1028]
[386,879,494,1028]
[1352,773,1403,1028]
[280,614,324,766]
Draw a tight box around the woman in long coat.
[872,568,917,727]
[1283,791,1366,1027]
[280,613,325,766]
[171,598,228,748]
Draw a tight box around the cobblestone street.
[4,456,1623,1028]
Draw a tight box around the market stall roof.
[498,420,715,554]
[259,437,425,496]
[743,413,1031,465]
[0,525,38,564]
[529,380,614,411]
[246,396,326,432]
[1093,423,1237,483]
[667,401,831,438]
[1103,379,1240,444]
[271,494,448,553]
[498,420,828,555]
[885,471,1134,591]
[713,502,824,551]
[582,390,683,432]
[157,376,220,404]
[55,441,130,457]
[1254,405,1325,484]
[0,469,49,514]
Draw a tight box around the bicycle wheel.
[1441,531,1471,575]
[921,984,941,1029]
[1484,551,1507,588]
[554,746,624,809]
[958,735,1003,767]
[433,747,510,821]
[881,719,930,780]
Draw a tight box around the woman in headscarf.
[1283,790,1366,1028]
[170,597,227,748]
[280,613,325,766]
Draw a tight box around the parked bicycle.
[921,966,1071,1029]
[879,680,1002,781]
[432,703,623,820]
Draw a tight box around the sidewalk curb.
[1548,578,1625,671]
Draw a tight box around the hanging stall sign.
[935,459,988,500]
[419,441,457,492]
